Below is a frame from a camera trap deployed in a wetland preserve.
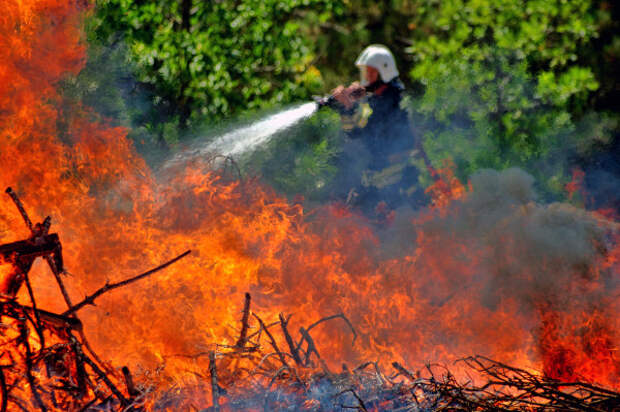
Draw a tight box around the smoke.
[582,131,620,213]
[419,168,611,308]
[220,158,616,385]
[379,168,619,382]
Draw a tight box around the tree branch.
[63,250,191,316]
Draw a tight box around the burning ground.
[0,0,619,410]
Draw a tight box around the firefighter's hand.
[332,82,365,109]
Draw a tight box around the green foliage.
[75,0,617,202]
[306,0,418,88]
[59,40,132,126]
[91,0,339,134]
[407,0,612,198]
[57,34,175,163]
[245,108,342,199]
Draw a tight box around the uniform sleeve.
[340,102,373,135]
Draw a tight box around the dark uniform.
[335,78,422,216]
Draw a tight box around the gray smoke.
[418,168,614,311]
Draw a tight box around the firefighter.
[329,45,422,219]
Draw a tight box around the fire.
[0,0,619,409]
[0,259,15,293]
[566,167,586,202]
[425,159,466,209]
[540,306,619,386]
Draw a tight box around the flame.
[0,0,619,409]
[425,159,466,209]
[565,168,586,199]
[539,306,619,387]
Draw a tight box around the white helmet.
[355,44,399,85]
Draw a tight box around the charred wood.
[5,188,34,232]
[235,292,251,349]
[122,366,139,399]
[0,366,6,412]
[63,250,191,316]
[209,351,220,412]
[252,313,288,368]
[278,313,303,367]
[21,305,82,331]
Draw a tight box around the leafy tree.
[406,0,612,197]
[73,0,617,202]
[301,0,418,88]
[90,0,340,144]
[244,108,342,200]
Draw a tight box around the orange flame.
[1,0,619,409]
[425,159,466,209]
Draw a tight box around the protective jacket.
[341,78,412,172]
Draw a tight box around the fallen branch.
[22,273,45,351]
[122,366,139,398]
[392,361,417,382]
[18,322,46,412]
[337,389,368,412]
[5,188,34,231]
[5,189,66,294]
[253,313,288,367]
[0,367,6,412]
[79,345,128,406]
[304,313,357,346]
[279,313,303,367]
[209,351,220,412]
[298,327,321,367]
[63,250,191,316]
[235,292,252,348]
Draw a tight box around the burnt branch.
[122,366,139,398]
[63,250,191,315]
[298,327,321,367]
[77,329,114,376]
[80,349,128,406]
[304,313,357,346]
[235,292,251,348]
[392,361,418,382]
[4,189,65,279]
[252,313,288,367]
[278,313,303,367]
[17,322,46,412]
[0,368,5,412]
[336,389,368,412]
[22,273,45,351]
[209,351,220,412]
[5,188,34,232]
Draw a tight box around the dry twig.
[63,250,191,315]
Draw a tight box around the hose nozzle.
[314,87,366,110]
[313,95,338,109]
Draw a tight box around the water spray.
[166,102,319,167]
[166,83,438,181]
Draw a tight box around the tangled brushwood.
[0,188,618,411]
[0,187,190,411]
[160,293,619,412]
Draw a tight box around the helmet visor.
[359,66,370,86]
